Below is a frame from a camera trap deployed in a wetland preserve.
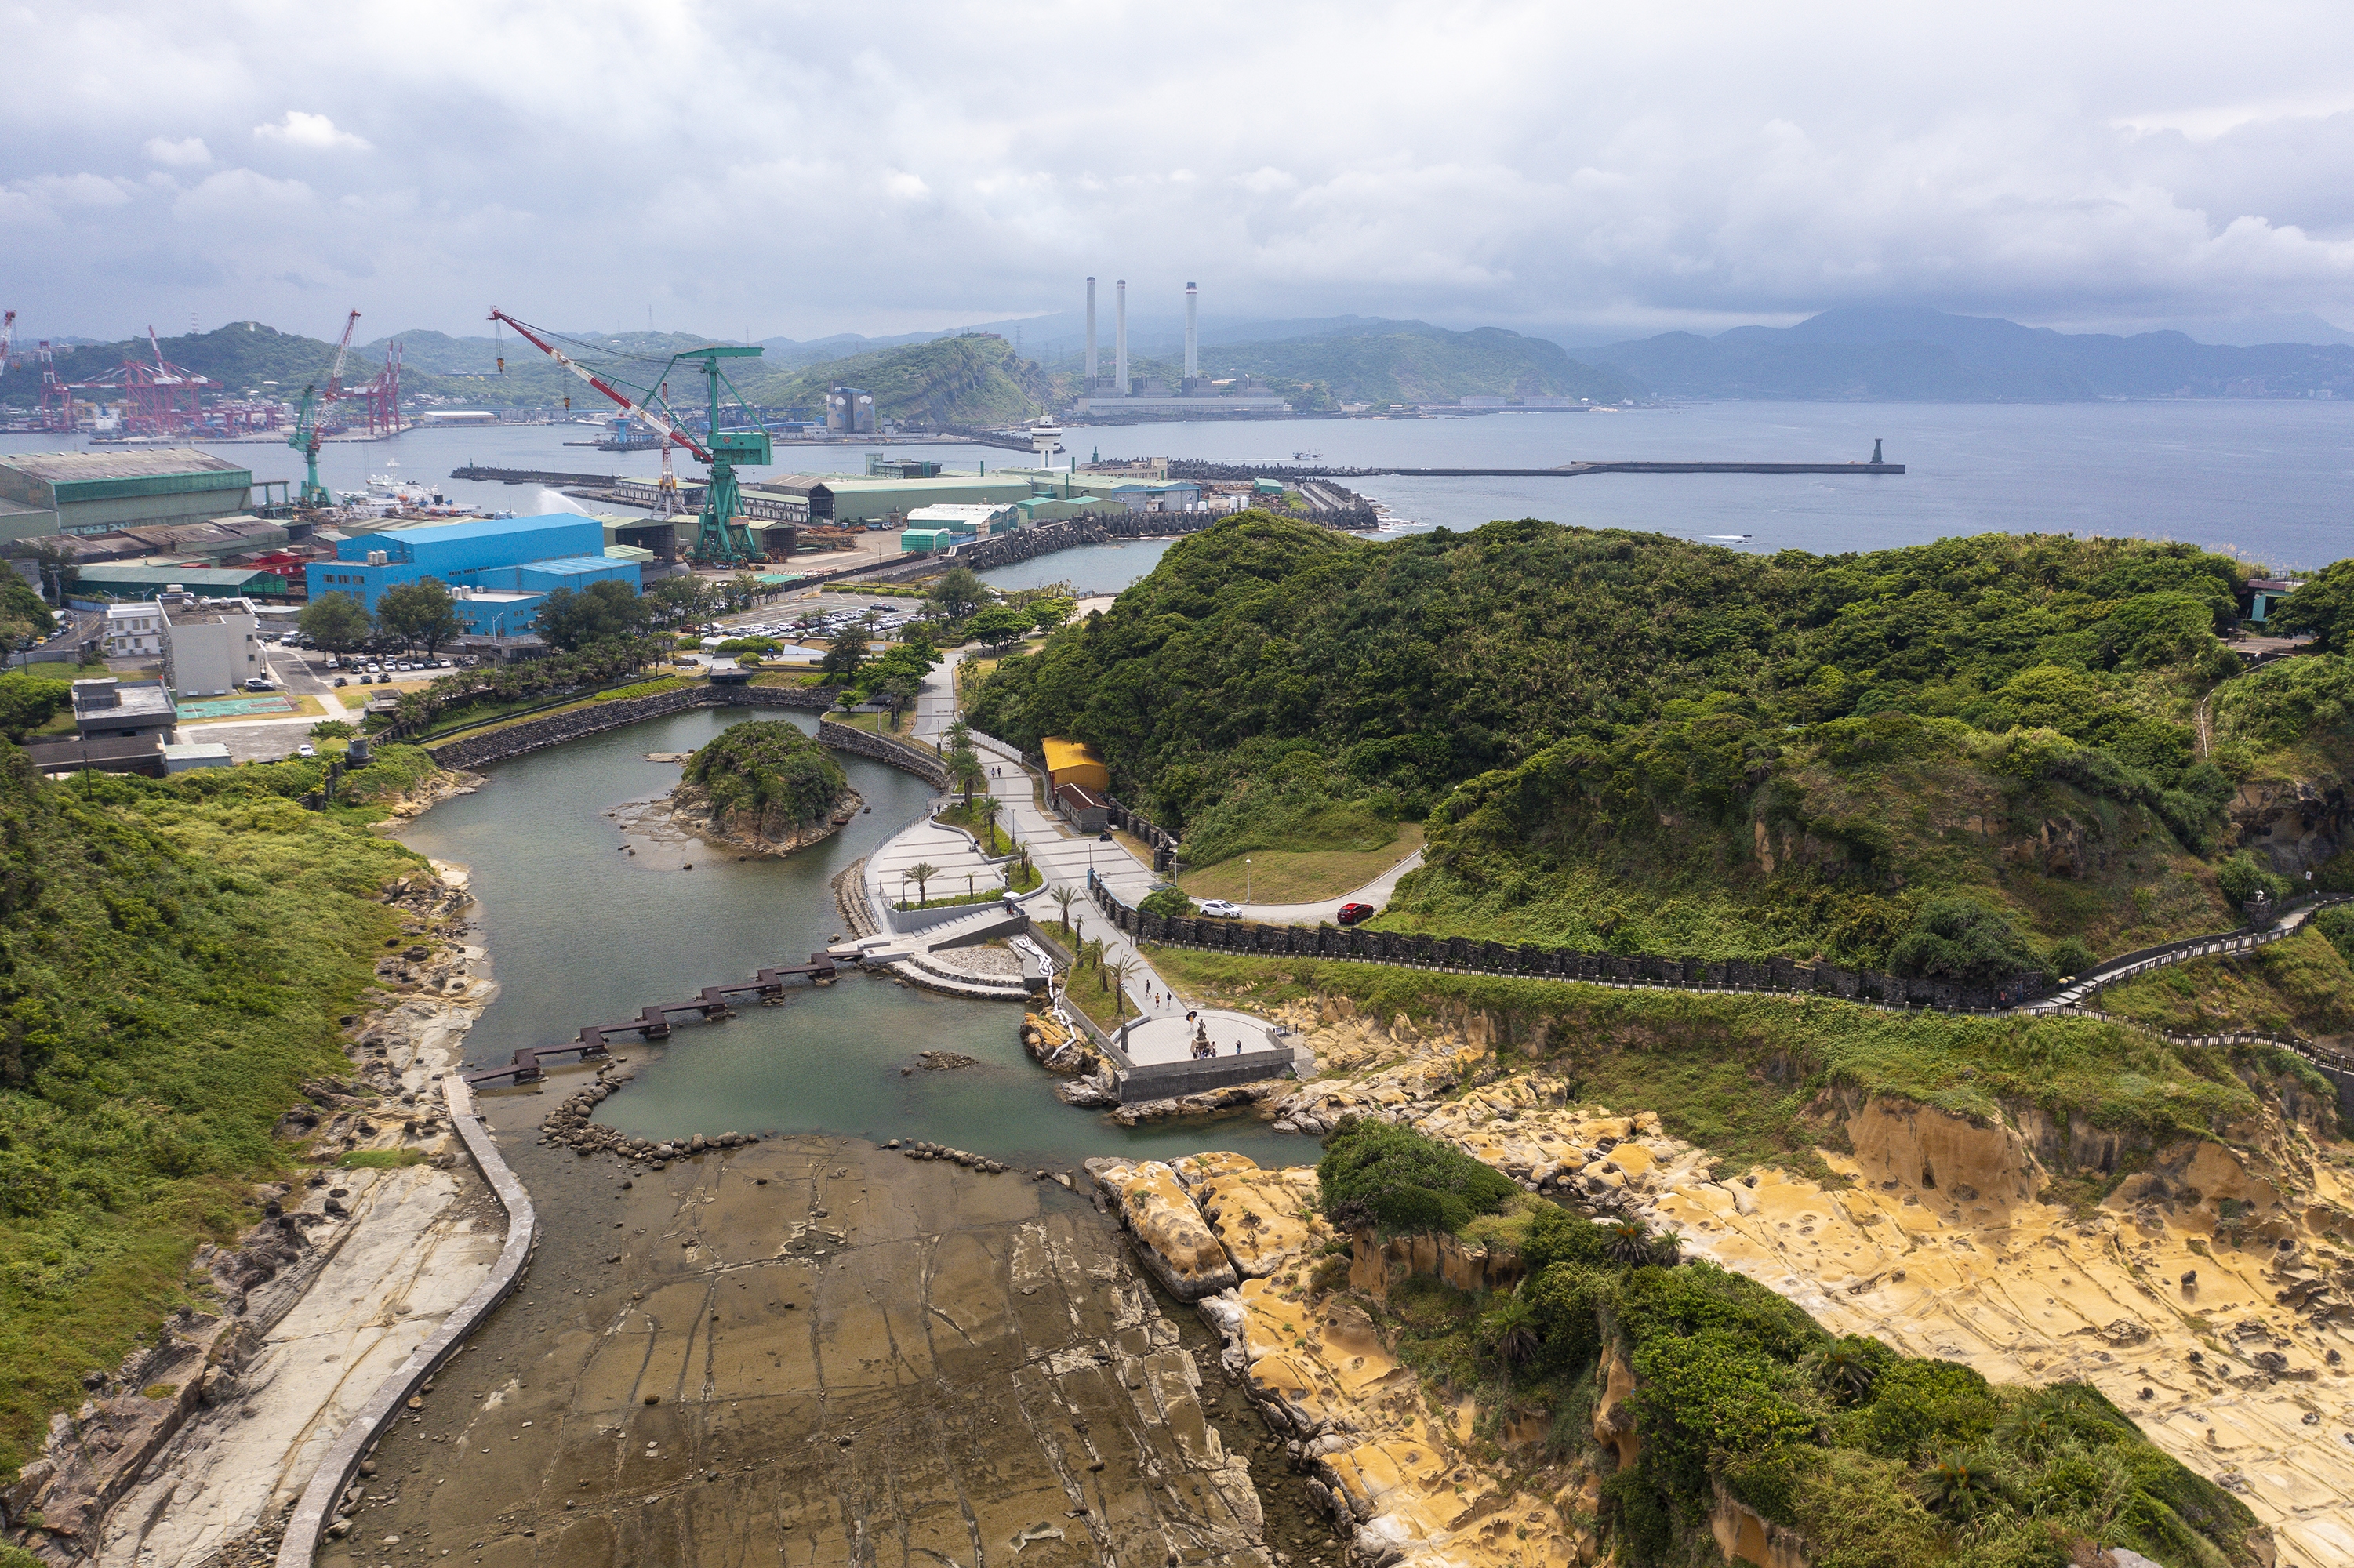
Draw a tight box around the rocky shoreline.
[7,858,499,1568]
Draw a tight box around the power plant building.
[1070,280,1289,415]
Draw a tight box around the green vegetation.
[754,333,1050,426]
[589,677,687,702]
[2100,926,2354,1039]
[0,574,55,648]
[973,516,2349,969]
[1350,1140,2261,1565]
[681,721,849,833]
[1317,1118,1518,1233]
[1141,950,2282,1181]
[336,1149,426,1170]
[0,741,429,1482]
[0,674,71,742]
[890,864,1041,910]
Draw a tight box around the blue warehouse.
[304,514,638,635]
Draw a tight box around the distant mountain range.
[1569,306,2354,401]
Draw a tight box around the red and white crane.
[486,309,713,463]
[325,309,361,403]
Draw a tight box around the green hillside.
[3,323,549,414]
[970,515,2354,972]
[743,332,1050,426]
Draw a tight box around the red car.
[1336,902,1378,926]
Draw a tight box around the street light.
[1244,856,1251,906]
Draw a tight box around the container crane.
[487,309,769,565]
[287,384,332,510]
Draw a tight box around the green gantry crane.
[287,383,333,510]
[487,310,771,565]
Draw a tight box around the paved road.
[1229,848,1425,925]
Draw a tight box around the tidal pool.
[398,708,1300,1167]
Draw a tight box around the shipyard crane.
[487,309,768,564]
[325,309,361,403]
[286,384,332,510]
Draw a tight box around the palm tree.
[950,746,983,804]
[1480,1295,1542,1369]
[1106,955,1138,1018]
[1052,884,1077,934]
[975,796,1003,853]
[907,861,939,906]
[1818,1339,1880,1404]
[1604,1218,1658,1267]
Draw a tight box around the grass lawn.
[1038,920,1135,1034]
[936,799,1014,853]
[1179,824,1425,905]
[827,709,924,739]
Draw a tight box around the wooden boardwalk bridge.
[463,955,840,1087]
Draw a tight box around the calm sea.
[8,400,2347,595]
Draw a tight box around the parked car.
[243,677,273,691]
[332,676,348,687]
[296,742,316,758]
[1199,898,1242,918]
[1336,902,1379,926]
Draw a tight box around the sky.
[8,0,2354,347]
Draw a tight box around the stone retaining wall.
[421,683,837,771]
[816,719,950,788]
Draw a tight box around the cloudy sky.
[7,0,2354,345]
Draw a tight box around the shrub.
[1139,885,1195,920]
[1317,1120,1517,1235]
[1888,898,2045,985]
[1855,1358,2000,1461]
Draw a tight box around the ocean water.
[7,400,2346,583]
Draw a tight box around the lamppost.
[1244,856,1251,907]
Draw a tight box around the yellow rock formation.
[1087,1157,1240,1299]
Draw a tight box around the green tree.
[535,580,642,652]
[926,564,993,622]
[2272,560,2354,654]
[0,673,70,739]
[904,860,938,906]
[300,590,374,652]
[820,624,870,681]
[964,604,1033,649]
[1887,899,2043,985]
[373,579,464,656]
[0,570,55,644]
[949,742,983,803]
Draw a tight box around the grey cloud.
[4,0,2354,341]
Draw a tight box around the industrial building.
[1042,737,1110,793]
[72,563,289,602]
[303,513,637,637]
[826,387,877,434]
[906,503,1021,535]
[0,448,255,543]
[158,593,263,699]
[753,472,1038,526]
[1070,279,1290,415]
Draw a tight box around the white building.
[104,601,165,658]
[158,593,262,698]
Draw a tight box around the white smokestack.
[1084,277,1097,384]
[1115,279,1128,394]
[1185,281,1198,380]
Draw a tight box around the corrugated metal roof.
[0,448,246,483]
[74,564,277,587]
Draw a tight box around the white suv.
[1198,898,1242,918]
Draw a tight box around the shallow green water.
[398,708,1300,1167]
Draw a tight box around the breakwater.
[1168,458,1904,481]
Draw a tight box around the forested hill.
[744,333,1051,426]
[970,516,2354,971]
